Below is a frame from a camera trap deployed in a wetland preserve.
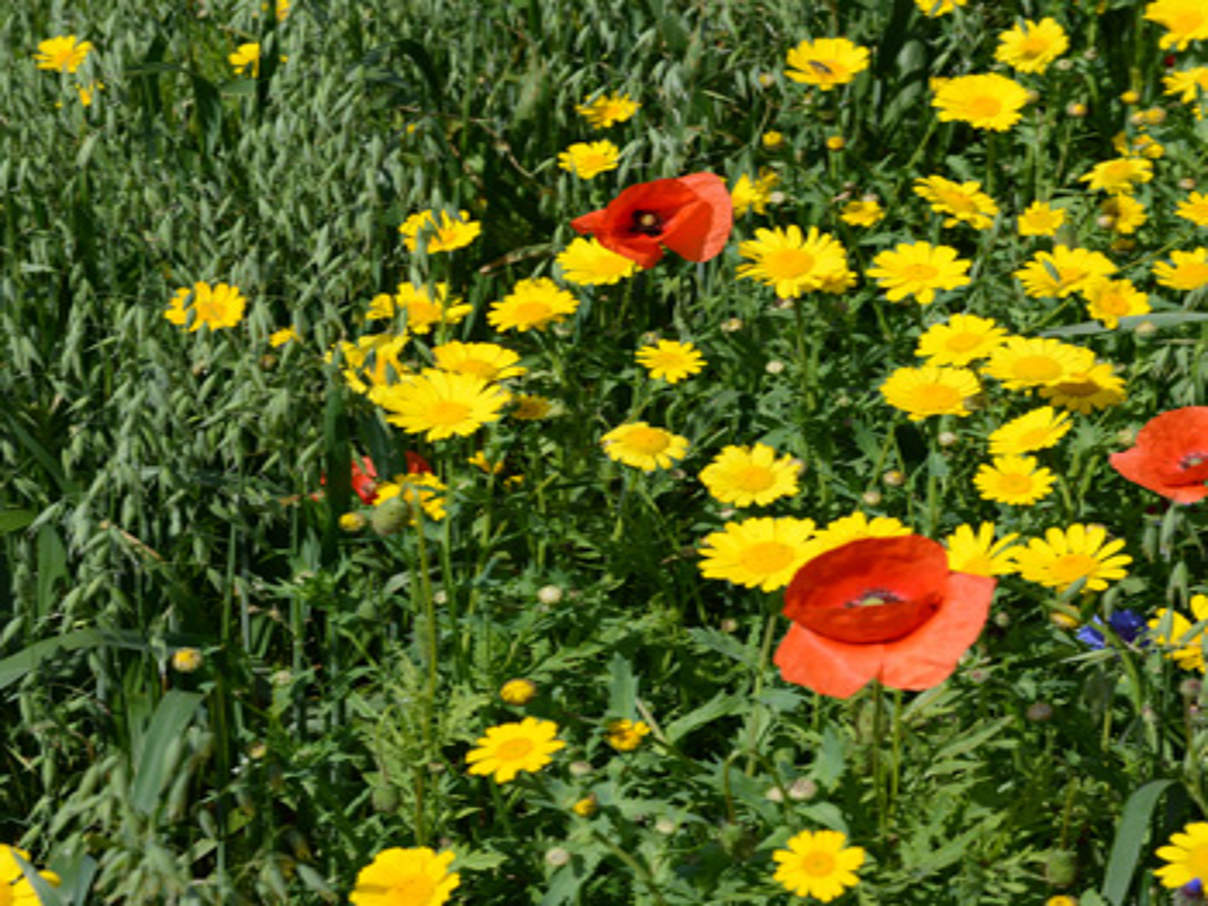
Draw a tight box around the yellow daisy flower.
[698,443,801,507]
[1153,248,1208,291]
[974,455,1056,506]
[374,472,447,521]
[1082,278,1150,329]
[731,169,779,217]
[697,516,817,592]
[228,43,261,77]
[772,829,865,902]
[800,510,912,564]
[1149,595,1208,674]
[932,73,1030,131]
[557,140,620,179]
[268,326,300,347]
[1144,0,1208,51]
[994,18,1069,74]
[988,406,1072,455]
[914,0,967,16]
[1038,363,1126,413]
[366,282,472,334]
[350,846,459,906]
[465,717,565,783]
[913,175,999,230]
[1013,523,1131,593]
[33,35,93,73]
[736,225,851,298]
[556,237,638,286]
[604,719,650,752]
[1017,201,1066,237]
[332,332,410,394]
[1175,191,1208,226]
[499,678,537,705]
[914,314,1007,366]
[1013,245,1117,298]
[880,364,981,421]
[634,339,706,384]
[1156,820,1208,891]
[432,341,525,381]
[839,198,885,227]
[983,338,1095,391]
[164,282,247,331]
[600,422,688,471]
[1163,67,1208,103]
[866,241,972,305]
[1078,157,1153,194]
[784,37,870,91]
[398,209,482,253]
[943,523,1021,576]
[489,278,579,332]
[1099,194,1147,234]
[369,370,508,441]
[575,92,639,128]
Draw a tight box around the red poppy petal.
[774,623,884,699]
[599,234,665,268]
[405,451,432,474]
[661,173,733,262]
[877,572,994,691]
[570,209,607,236]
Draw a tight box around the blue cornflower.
[1075,609,1146,649]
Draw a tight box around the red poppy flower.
[570,172,733,269]
[773,535,995,699]
[349,455,380,505]
[1109,407,1208,504]
[404,450,433,475]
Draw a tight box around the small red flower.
[570,172,733,269]
[774,536,995,699]
[404,450,433,475]
[349,455,380,505]
[1109,407,1208,504]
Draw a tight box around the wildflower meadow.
[5,0,1208,903]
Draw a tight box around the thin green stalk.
[889,688,903,822]
[588,829,669,906]
[870,681,887,836]
[744,611,779,775]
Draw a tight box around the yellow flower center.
[936,188,977,214]
[900,263,939,283]
[766,248,816,278]
[513,301,553,324]
[390,874,436,903]
[741,541,797,574]
[496,737,535,761]
[455,358,497,378]
[622,427,670,455]
[919,381,962,409]
[800,850,836,877]
[1049,553,1099,585]
[945,331,984,352]
[733,465,775,491]
[1058,267,1087,288]
[1097,291,1129,314]
[1020,35,1049,57]
[1012,355,1062,382]
[997,472,1033,495]
[428,400,472,426]
[967,95,1003,120]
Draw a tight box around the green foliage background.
[2,0,1207,903]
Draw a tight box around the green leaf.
[0,510,35,534]
[1101,779,1172,906]
[0,628,146,689]
[12,850,65,906]
[607,652,636,719]
[664,691,745,745]
[813,725,846,790]
[131,690,204,815]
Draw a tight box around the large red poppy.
[1109,407,1208,504]
[570,172,733,269]
[773,535,995,699]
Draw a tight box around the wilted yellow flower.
[731,169,779,216]
[575,92,639,128]
[34,35,93,73]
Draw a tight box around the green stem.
[589,829,669,906]
[744,611,779,775]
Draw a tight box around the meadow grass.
[3,0,1208,903]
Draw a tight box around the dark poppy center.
[845,588,903,608]
[1181,451,1207,470]
[630,210,664,236]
